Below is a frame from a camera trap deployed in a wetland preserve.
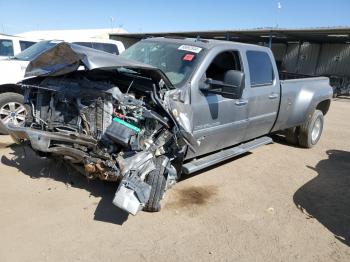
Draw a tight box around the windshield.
[15,41,58,61]
[120,40,205,87]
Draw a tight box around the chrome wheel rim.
[311,118,321,144]
[0,102,27,127]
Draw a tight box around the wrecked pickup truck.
[7,37,333,215]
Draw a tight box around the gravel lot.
[0,99,349,262]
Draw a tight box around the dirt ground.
[0,99,349,262]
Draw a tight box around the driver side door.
[187,49,249,159]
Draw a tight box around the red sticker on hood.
[183,53,195,61]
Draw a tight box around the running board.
[182,136,273,174]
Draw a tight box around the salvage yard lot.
[0,99,349,262]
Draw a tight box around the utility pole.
[110,17,115,32]
[269,2,283,49]
[276,1,282,28]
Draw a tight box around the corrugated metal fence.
[272,43,350,95]
[272,43,350,77]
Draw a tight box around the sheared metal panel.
[282,43,299,73]
[297,43,320,75]
[315,44,350,76]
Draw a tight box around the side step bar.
[182,136,273,174]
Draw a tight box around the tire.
[298,110,324,148]
[143,157,167,212]
[285,127,299,145]
[0,92,26,135]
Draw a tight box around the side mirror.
[200,70,245,99]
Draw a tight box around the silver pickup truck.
[7,37,333,215]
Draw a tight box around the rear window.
[19,40,36,51]
[92,43,119,55]
[73,42,119,55]
[0,39,14,56]
[246,51,274,86]
[73,42,93,48]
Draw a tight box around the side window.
[92,43,119,55]
[19,41,36,51]
[246,51,274,86]
[0,39,14,56]
[205,51,242,82]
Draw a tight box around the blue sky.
[1,0,349,35]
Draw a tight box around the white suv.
[0,39,125,134]
[68,38,125,55]
[0,34,38,60]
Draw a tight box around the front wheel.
[298,110,324,148]
[143,157,167,212]
[0,92,27,135]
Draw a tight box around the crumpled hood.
[22,42,197,148]
[24,42,174,88]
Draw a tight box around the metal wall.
[297,43,320,75]
[277,43,298,73]
[315,44,350,76]
[272,42,350,78]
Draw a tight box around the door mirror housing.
[200,70,245,99]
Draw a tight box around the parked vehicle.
[328,75,350,97]
[0,39,125,134]
[0,34,38,60]
[7,37,332,215]
[66,38,125,55]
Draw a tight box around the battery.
[105,118,139,147]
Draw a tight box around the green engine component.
[113,117,141,133]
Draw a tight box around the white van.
[0,34,38,59]
[0,39,125,134]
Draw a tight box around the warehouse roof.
[110,27,350,44]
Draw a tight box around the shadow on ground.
[294,150,350,246]
[270,134,302,149]
[333,96,350,102]
[1,144,129,225]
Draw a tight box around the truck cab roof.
[141,36,270,52]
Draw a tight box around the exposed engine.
[10,71,185,215]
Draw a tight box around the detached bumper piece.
[7,125,96,162]
[113,173,151,215]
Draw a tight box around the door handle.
[268,93,279,99]
[235,99,248,106]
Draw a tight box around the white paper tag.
[178,45,202,53]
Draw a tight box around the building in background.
[17,28,127,40]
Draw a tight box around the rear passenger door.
[243,50,280,141]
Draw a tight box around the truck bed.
[279,71,314,80]
[272,75,332,132]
